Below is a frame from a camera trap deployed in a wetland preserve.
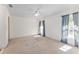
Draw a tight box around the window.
[61,12,79,47]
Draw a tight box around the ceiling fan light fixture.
[35,13,40,16]
[34,8,40,17]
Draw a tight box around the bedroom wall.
[45,14,62,41]
[0,5,9,48]
[10,16,38,39]
[45,5,79,46]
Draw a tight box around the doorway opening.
[38,20,45,37]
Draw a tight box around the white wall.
[10,16,38,39]
[45,14,62,41]
[0,5,9,48]
[45,5,79,46]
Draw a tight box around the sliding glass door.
[61,12,79,47]
[61,15,69,44]
[68,14,75,46]
[73,12,79,47]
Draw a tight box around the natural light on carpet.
[33,35,41,38]
[59,44,72,52]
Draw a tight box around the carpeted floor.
[2,35,79,54]
[0,49,1,51]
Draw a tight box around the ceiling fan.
[8,4,40,16]
[34,8,40,16]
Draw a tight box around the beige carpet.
[2,35,79,54]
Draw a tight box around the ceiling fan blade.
[9,4,13,8]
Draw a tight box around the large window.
[61,15,69,44]
[61,12,79,47]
